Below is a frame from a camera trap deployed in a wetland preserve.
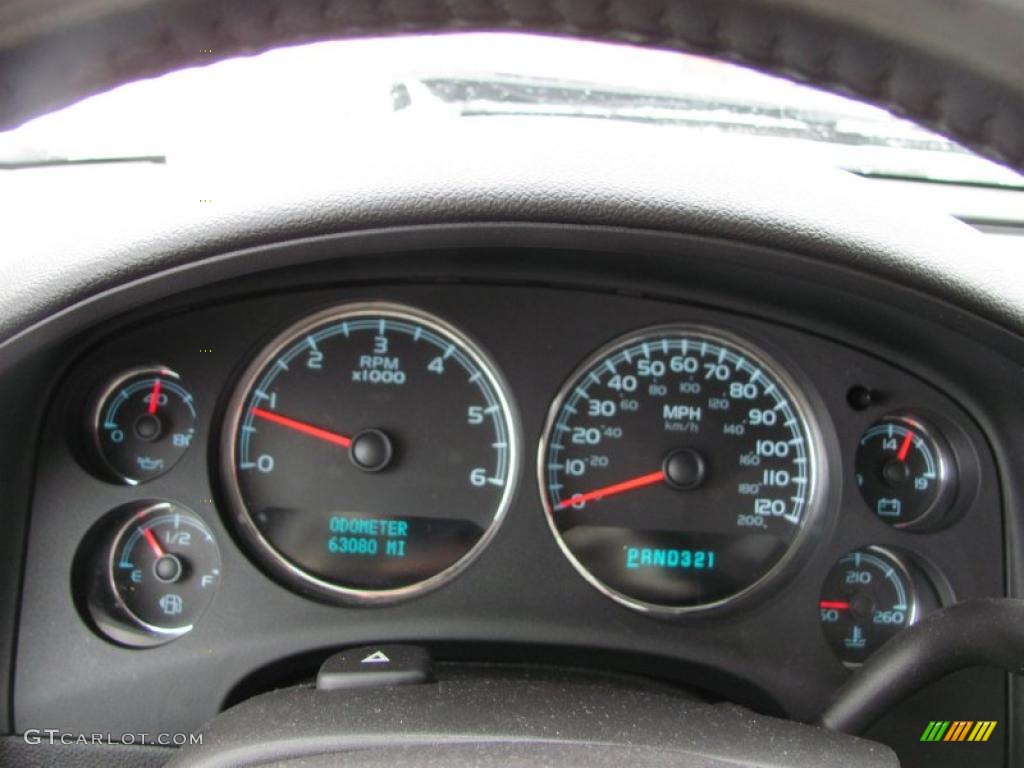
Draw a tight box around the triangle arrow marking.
[361,651,390,664]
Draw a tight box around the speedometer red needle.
[147,378,162,414]
[142,527,164,558]
[896,431,915,462]
[251,407,352,448]
[557,470,666,510]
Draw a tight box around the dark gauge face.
[90,366,197,484]
[855,415,955,529]
[222,302,517,603]
[819,547,917,665]
[540,326,824,614]
[88,501,221,647]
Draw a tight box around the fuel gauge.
[89,366,197,484]
[83,500,221,647]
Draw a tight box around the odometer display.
[222,303,517,603]
[540,326,823,613]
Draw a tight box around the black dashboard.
[8,231,1015,765]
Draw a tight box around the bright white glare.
[0,34,898,159]
[0,32,1018,187]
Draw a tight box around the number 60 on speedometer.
[539,325,829,615]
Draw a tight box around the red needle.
[557,469,666,510]
[896,431,915,462]
[141,527,164,558]
[820,600,851,610]
[147,379,162,414]
[251,407,352,448]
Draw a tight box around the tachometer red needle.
[147,379,162,414]
[896,431,915,462]
[142,527,164,558]
[251,407,352,448]
[557,470,666,510]
[819,600,850,611]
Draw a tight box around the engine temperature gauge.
[89,366,197,484]
[819,547,941,665]
[855,414,956,530]
[84,500,221,647]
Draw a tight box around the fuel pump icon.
[159,593,184,616]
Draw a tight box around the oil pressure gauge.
[88,366,197,484]
[81,501,221,647]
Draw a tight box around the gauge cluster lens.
[818,547,931,665]
[540,326,823,613]
[82,500,221,647]
[89,366,197,484]
[222,303,518,603]
[855,414,956,530]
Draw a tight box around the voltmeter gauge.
[855,414,956,530]
[84,501,221,647]
[819,547,942,665]
[89,366,197,484]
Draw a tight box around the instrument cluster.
[63,291,984,671]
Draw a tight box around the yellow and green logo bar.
[920,721,997,742]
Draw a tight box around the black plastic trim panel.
[3,226,1019,768]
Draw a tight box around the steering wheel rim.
[0,0,1022,172]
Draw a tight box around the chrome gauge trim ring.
[841,545,921,668]
[103,500,216,642]
[857,413,953,530]
[221,301,520,605]
[89,365,187,485]
[537,323,828,617]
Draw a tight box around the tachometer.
[222,302,518,604]
[540,326,825,614]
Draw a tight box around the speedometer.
[539,325,825,614]
[222,302,518,604]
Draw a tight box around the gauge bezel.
[855,413,956,530]
[220,301,520,606]
[537,323,829,617]
[88,364,192,486]
[821,545,921,667]
[85,500,221,648]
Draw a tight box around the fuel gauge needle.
[141,527,165,558]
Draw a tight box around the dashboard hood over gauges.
[0,1,1022,352]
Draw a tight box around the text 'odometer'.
[222,302,518,603]
[540,326,823,614]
